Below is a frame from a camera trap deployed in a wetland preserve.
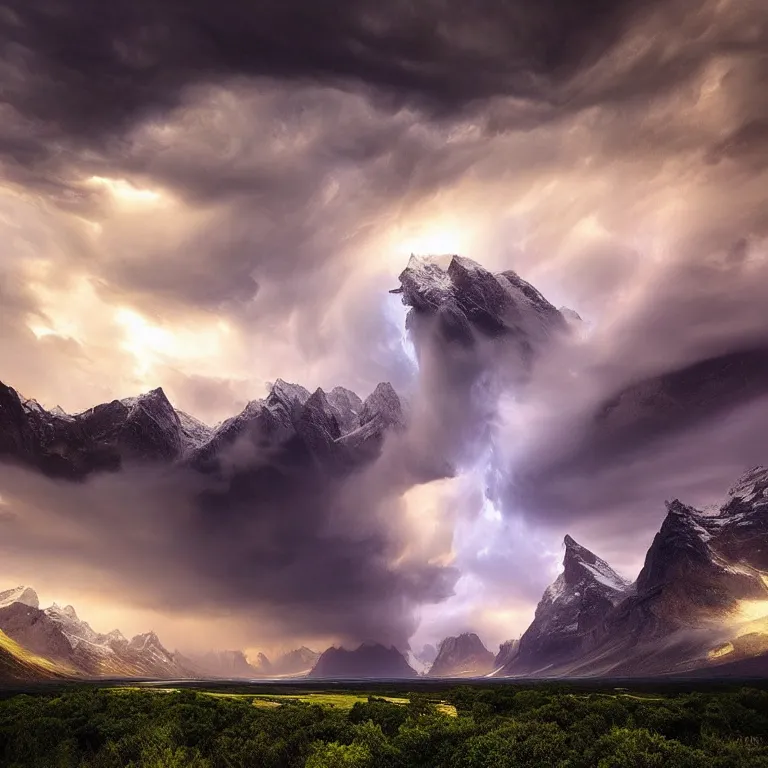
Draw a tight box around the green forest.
[1,683,768,767]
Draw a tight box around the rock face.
[0,586,40,610]
[0,628,71,681]
[428,633,495,677]
[0,377,404,482]
[0,601,75,663]
[0,385,190,479]
[0,588,193,679]
[308,643,417,679]
[501,466,768,677]
[504,537,630,675]
[492,639,519,671]
[391,255,568,363]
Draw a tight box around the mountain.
[0,376,404,481]
[491,639,519,672]
[502,536,631,676]
[120,631,192,678]
[308,643,418,679]
[271,646,321,676]
[0,385,186,479]
[0,629,73,681]
[427,633,495,677]
[0,601,75,663]
[390,254,572,472]
[392,255,568,352]
[501,466,768,677]
[0,586,40,609]
[0,586,319,683]
[0,588,194,680]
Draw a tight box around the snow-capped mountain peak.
[562,535,630,596]
[504,537,631,675]
[0,586,39,610]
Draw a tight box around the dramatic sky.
[0,0,767,657]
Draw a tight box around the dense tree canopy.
[1,685,767,767]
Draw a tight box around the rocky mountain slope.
[0,628,73,681]
[0,587,193,679]
[0,586,40,610]
[491,639,519,673]
[427,633,495,677]
[501,466,768,677]
[503,536,631,676]
[308,643,417,679]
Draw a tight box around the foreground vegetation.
[1,682,768,766]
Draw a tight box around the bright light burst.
[389,218,473,260]
[88,176,162,204]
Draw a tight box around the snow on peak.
[562,535,630,596]
[106,629,127,643]
[177,410,214,452]
[579,560,631,593]
[0,585,39,609]
[726,466,768,505]
[543,573,568,604]
[393,255,456,306]
[20,397,45,416]
[269,379,311,406]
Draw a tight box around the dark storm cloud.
[493,253,768,540]
[0,426,457,650]
[0,0,652,142]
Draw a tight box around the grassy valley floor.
[1,678,768,766]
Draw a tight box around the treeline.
[0,685,767,767]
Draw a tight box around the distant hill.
[308,643,417,679]
[428,633,494,677]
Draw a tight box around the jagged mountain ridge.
[501,466,768,677]
[392,255,568,350]
[0,587,192,679]
[0,586,323,682]
[0,377,404,481]
[391,255,570,397]
[427,633,495,677]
